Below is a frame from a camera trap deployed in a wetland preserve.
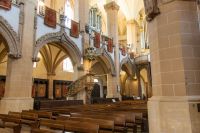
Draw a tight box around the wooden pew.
[57,116,114,132]
[34,119,99,133]
[8,111,39,128]
[0,114,21,133]
[70,113,126,132]
[31,119,64,133]
[22,110,53,119]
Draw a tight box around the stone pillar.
[47,74,54,99]
[148,1,200,133]
[0,0,37,113]
[79,0,90,75]
[104,1,120,98]
[106,74,115,98]
[127,20,138,53]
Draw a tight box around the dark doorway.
[91,84,100,98]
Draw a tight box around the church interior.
[0,0,199,133]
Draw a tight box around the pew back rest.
[21,112,38,121]
[58,116,114,131]
[39,119,65,131]
[23,110,53,119]
[2,116,21,124]
[70,113,125,126]
[8,111,21,118]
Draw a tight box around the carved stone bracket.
[143,0,160,22]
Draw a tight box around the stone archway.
[0,16,21,58]
[98,49,116,76]
[33,31,82,67]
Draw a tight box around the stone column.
[148,1,200,133]
[47,74,54,99]
[79,0,90,76]
[0,0,37,113]
[104,1,120,98]
[127,19,138,53]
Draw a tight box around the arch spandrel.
[0,16,20,58]
[33,31,82,67]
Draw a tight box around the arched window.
[65,0,74,28]
[63,57,74,72]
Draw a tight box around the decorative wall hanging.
[94,32,100,48]
[70,20,79,38]
[107,38,113,53]
[55,84,62,98]
[37,84,46,97]
[44,7,57,28]
[0,0,11,10]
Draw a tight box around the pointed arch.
[33,31,82,67]
[96,49,116,76]
[120,57,134,75]
[0,16,20,58]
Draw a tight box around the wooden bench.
[22,110,53,119]
[32,119,64,133]
[57,116,114,132]
[8,111,39,128]
[0,114,21,133]
[34,100,84,110]
[34,119,99,133]
[70,113,126,132]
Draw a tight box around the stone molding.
[98,45,116,76]
[0,16,21,58]
[104,1,119,11]
[33,31,82,67]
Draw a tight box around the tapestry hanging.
[37,84,46,97]
[70,20,79,38]
[62,84,68,97]
[94,32,101,48]
[44,6,57,28]
[55,84,62,98]
[0,0,11,10]
[107,38,113,53]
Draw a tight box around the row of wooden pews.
[0,100,148,133]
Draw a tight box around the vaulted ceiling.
[39,43,68,75]
[90,0,144,20]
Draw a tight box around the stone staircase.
[66,73,95,97]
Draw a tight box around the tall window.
[89,7,102,31]
[37,0,45,15]
[65,0,74,28]
[63,57,74,72]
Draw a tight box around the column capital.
[127,19,138,25]
[104,1,119,11]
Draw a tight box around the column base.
[148,96,200,133]
[0,97,34,114]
